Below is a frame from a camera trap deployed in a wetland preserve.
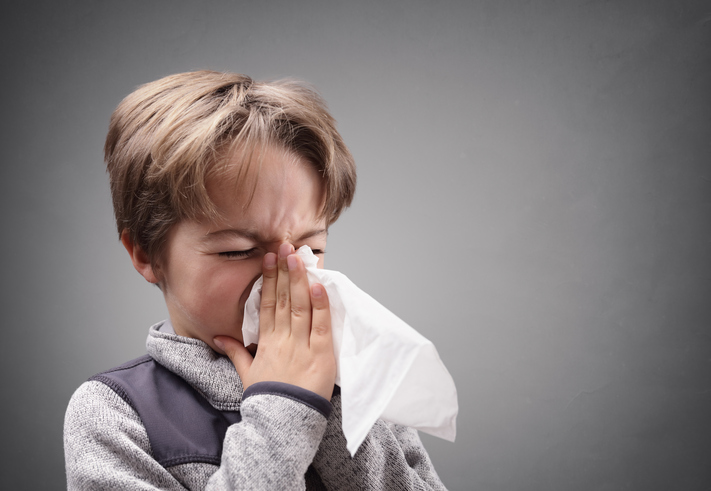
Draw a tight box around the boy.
[64,70,446,490]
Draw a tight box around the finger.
[275,242,294,333]
[288,253,312,342]
[309,283,332,352]
[259,252,278,334]
[214,336,253,383]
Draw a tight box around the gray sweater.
[64,323,447,490]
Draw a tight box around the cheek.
[204,263,259,302]
[174,262,260,318]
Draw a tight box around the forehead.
[204,144,326,241]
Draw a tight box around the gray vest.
[90,354,242,467]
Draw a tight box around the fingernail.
[279,242,292,258]
[312,284,323,297]
[264,253,277,268]
[287,255,298,271]
[213,337,225,350]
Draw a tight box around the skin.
[122,145,336,400]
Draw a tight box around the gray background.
[1,1,710,489]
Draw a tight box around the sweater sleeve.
[311,392,448,491]
[64,380,329,490]
[204,382,330,489]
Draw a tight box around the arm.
[205,382,330,489]
[311,392,448,491]
[64,380,330,490]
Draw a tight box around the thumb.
[214,336,253,379]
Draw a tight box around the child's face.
[156,145,328,352]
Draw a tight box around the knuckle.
[260,298,277,311]
[277,291,289,310]
[291,305,306,318]
[311,321,329,336]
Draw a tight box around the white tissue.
[242,246,458,456]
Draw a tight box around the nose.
[263,241,295,256]
[278,242,295,258]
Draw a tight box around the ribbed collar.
[146,320,244,411]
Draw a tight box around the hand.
[214,243,336,401]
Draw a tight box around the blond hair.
[105,70,356,266]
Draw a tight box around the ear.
[121,230,159,284]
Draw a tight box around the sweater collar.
[146,320,244,411]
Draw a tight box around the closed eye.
[218,249,257,259]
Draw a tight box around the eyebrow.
[202,227,328,243]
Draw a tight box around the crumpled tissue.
[242,246,458,456]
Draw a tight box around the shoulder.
[65,355,156,429]
[64,377,149,450]
[64,357,155,472]
[64,366,184,489]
